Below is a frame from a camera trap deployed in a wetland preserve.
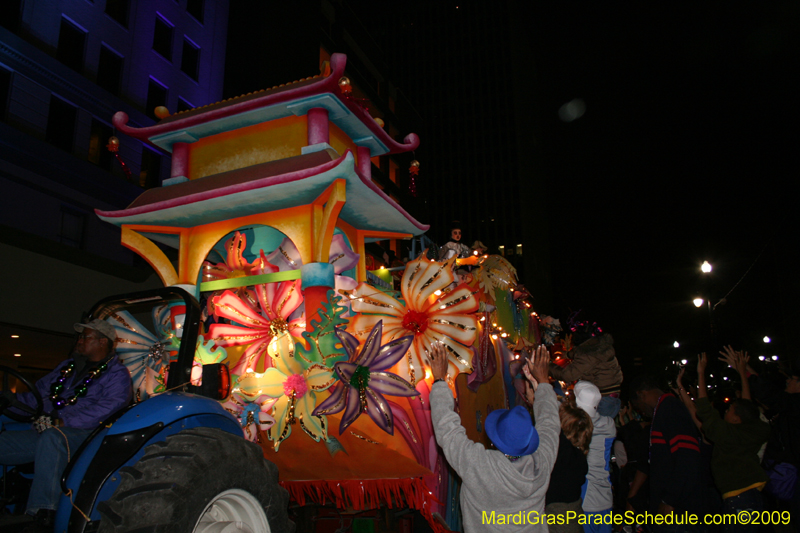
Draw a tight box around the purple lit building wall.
[0,0,229,365]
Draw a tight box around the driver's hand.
[1,389,15,406]
[33,415,57,433]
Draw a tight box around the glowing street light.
[693,298,704,308]
[763,336,771,344]
[701,261,712,273]
[673,341,680,348]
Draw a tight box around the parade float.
[95,53,549,531]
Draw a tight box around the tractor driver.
[0,319,132,532]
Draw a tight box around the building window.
[146,78,168,120]
[0,0,22,34]
[0,67,11,122]
[176,97,194,113]
[153,15,174,61]
[59,207,85,248]
[57,18,86,73]
[46,97,77,152]
[181,38,200,81]
[105,0,129,28]
[88,119,113,171]
[186,0,204,23]
[140,147,162,188]
[97,46,123,96]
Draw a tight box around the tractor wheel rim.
[193,488,270,533]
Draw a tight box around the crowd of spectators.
[431,332,800,533]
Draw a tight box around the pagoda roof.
[112,53,418,157]
[95,149,429,236]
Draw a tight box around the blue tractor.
[1,287,293,533]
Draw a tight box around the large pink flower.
[208,255,304,375]
[348,256,479,385]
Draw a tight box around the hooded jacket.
[695,397,771,497]
[431,382,560,532]
[581,410,616,513]
[549,334,622,394]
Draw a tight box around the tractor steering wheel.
[0,365,43,422]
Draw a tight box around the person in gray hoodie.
[430,342,560,532]
[574,381,617,533]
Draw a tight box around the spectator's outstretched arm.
[694,352,732,443]
[673,366,703,434]
[429,342,494,479]
[526,346,560,470]
[697,353,708,399]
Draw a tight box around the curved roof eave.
[96,151,429,236]
[113,53,419,157]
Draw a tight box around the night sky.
[227,1,798,382]
[525,1,798,377]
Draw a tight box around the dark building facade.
[1,0,229,369]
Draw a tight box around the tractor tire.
[97,427,294,533]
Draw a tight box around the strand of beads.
[50,361,110,409]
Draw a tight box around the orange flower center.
[402,309,429,335]
[228,268,249,279]
[269,317,289,335]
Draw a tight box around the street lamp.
[673,341,680,348]
[701,261,712,273]
[693,298,704,308]
[763,336,771,344]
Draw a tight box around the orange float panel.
[189,115,308,180]
[263,405,432,482]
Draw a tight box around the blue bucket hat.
[485,405,540,456]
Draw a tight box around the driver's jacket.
[18,355,132,429]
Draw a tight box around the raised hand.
[524,380,535,406]
[526,345,550,387]
[719,345,748,375]
[676,366,686,389]
[522,362,538,392]
[429,341,449,382]
[617,401,634,425]
[697,352,707,374]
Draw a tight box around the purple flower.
[313,321,419,435]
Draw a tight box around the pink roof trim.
[113,53,419,156]
[95,150,429,233]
